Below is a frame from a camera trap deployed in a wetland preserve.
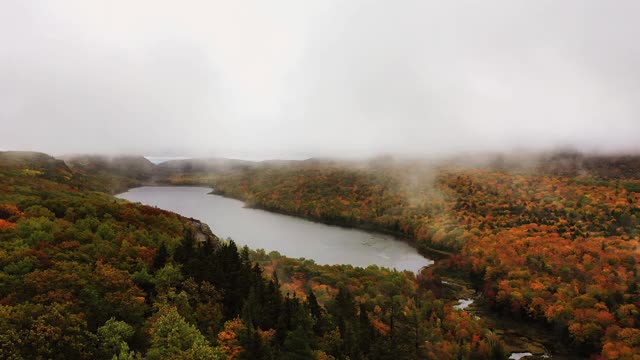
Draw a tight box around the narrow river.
[117,186,431,272]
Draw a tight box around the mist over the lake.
[2,1,640,159]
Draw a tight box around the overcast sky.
[1,1,639,159]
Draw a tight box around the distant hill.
[61,155,264,191]
[60,155,157,193]
[430,150,640,180]
[62,154,156,181]
[1,151,68,169]
[47,150,640,194]
[155,157,258,174]
[0,151,74,183]
[535,151,640,179]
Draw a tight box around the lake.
[117,186,431,272]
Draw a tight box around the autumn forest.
[0,151,639,359]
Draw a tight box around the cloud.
[1,0,639,159]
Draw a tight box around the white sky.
[1,1,639,159]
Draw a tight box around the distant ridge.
[62,154,155,181]
[0,151,73,183]
[154,157,258,174]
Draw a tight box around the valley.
[1,150,638,359]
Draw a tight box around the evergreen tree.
[275,293,294,345]
[306,290,324,336]
[263,276,283,330]
[237,323,272,360]
[281,326,314,360]
[356,303,375,357]
[333,285,356,337]
[152,242,169,271]
[174,228,197,265]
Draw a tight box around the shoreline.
[209,188,454,262]
[120,184,578,359]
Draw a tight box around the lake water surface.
[117,186,431,272]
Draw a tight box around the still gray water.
[117,186,431,272]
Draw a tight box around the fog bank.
[2,1,640,159]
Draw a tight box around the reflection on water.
[117,186,431,272]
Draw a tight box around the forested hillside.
[62,155,262,192]
[62,155,157,194]
[0,152,504,359]
[212,158,640,358]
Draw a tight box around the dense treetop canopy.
[0,151,505,359]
